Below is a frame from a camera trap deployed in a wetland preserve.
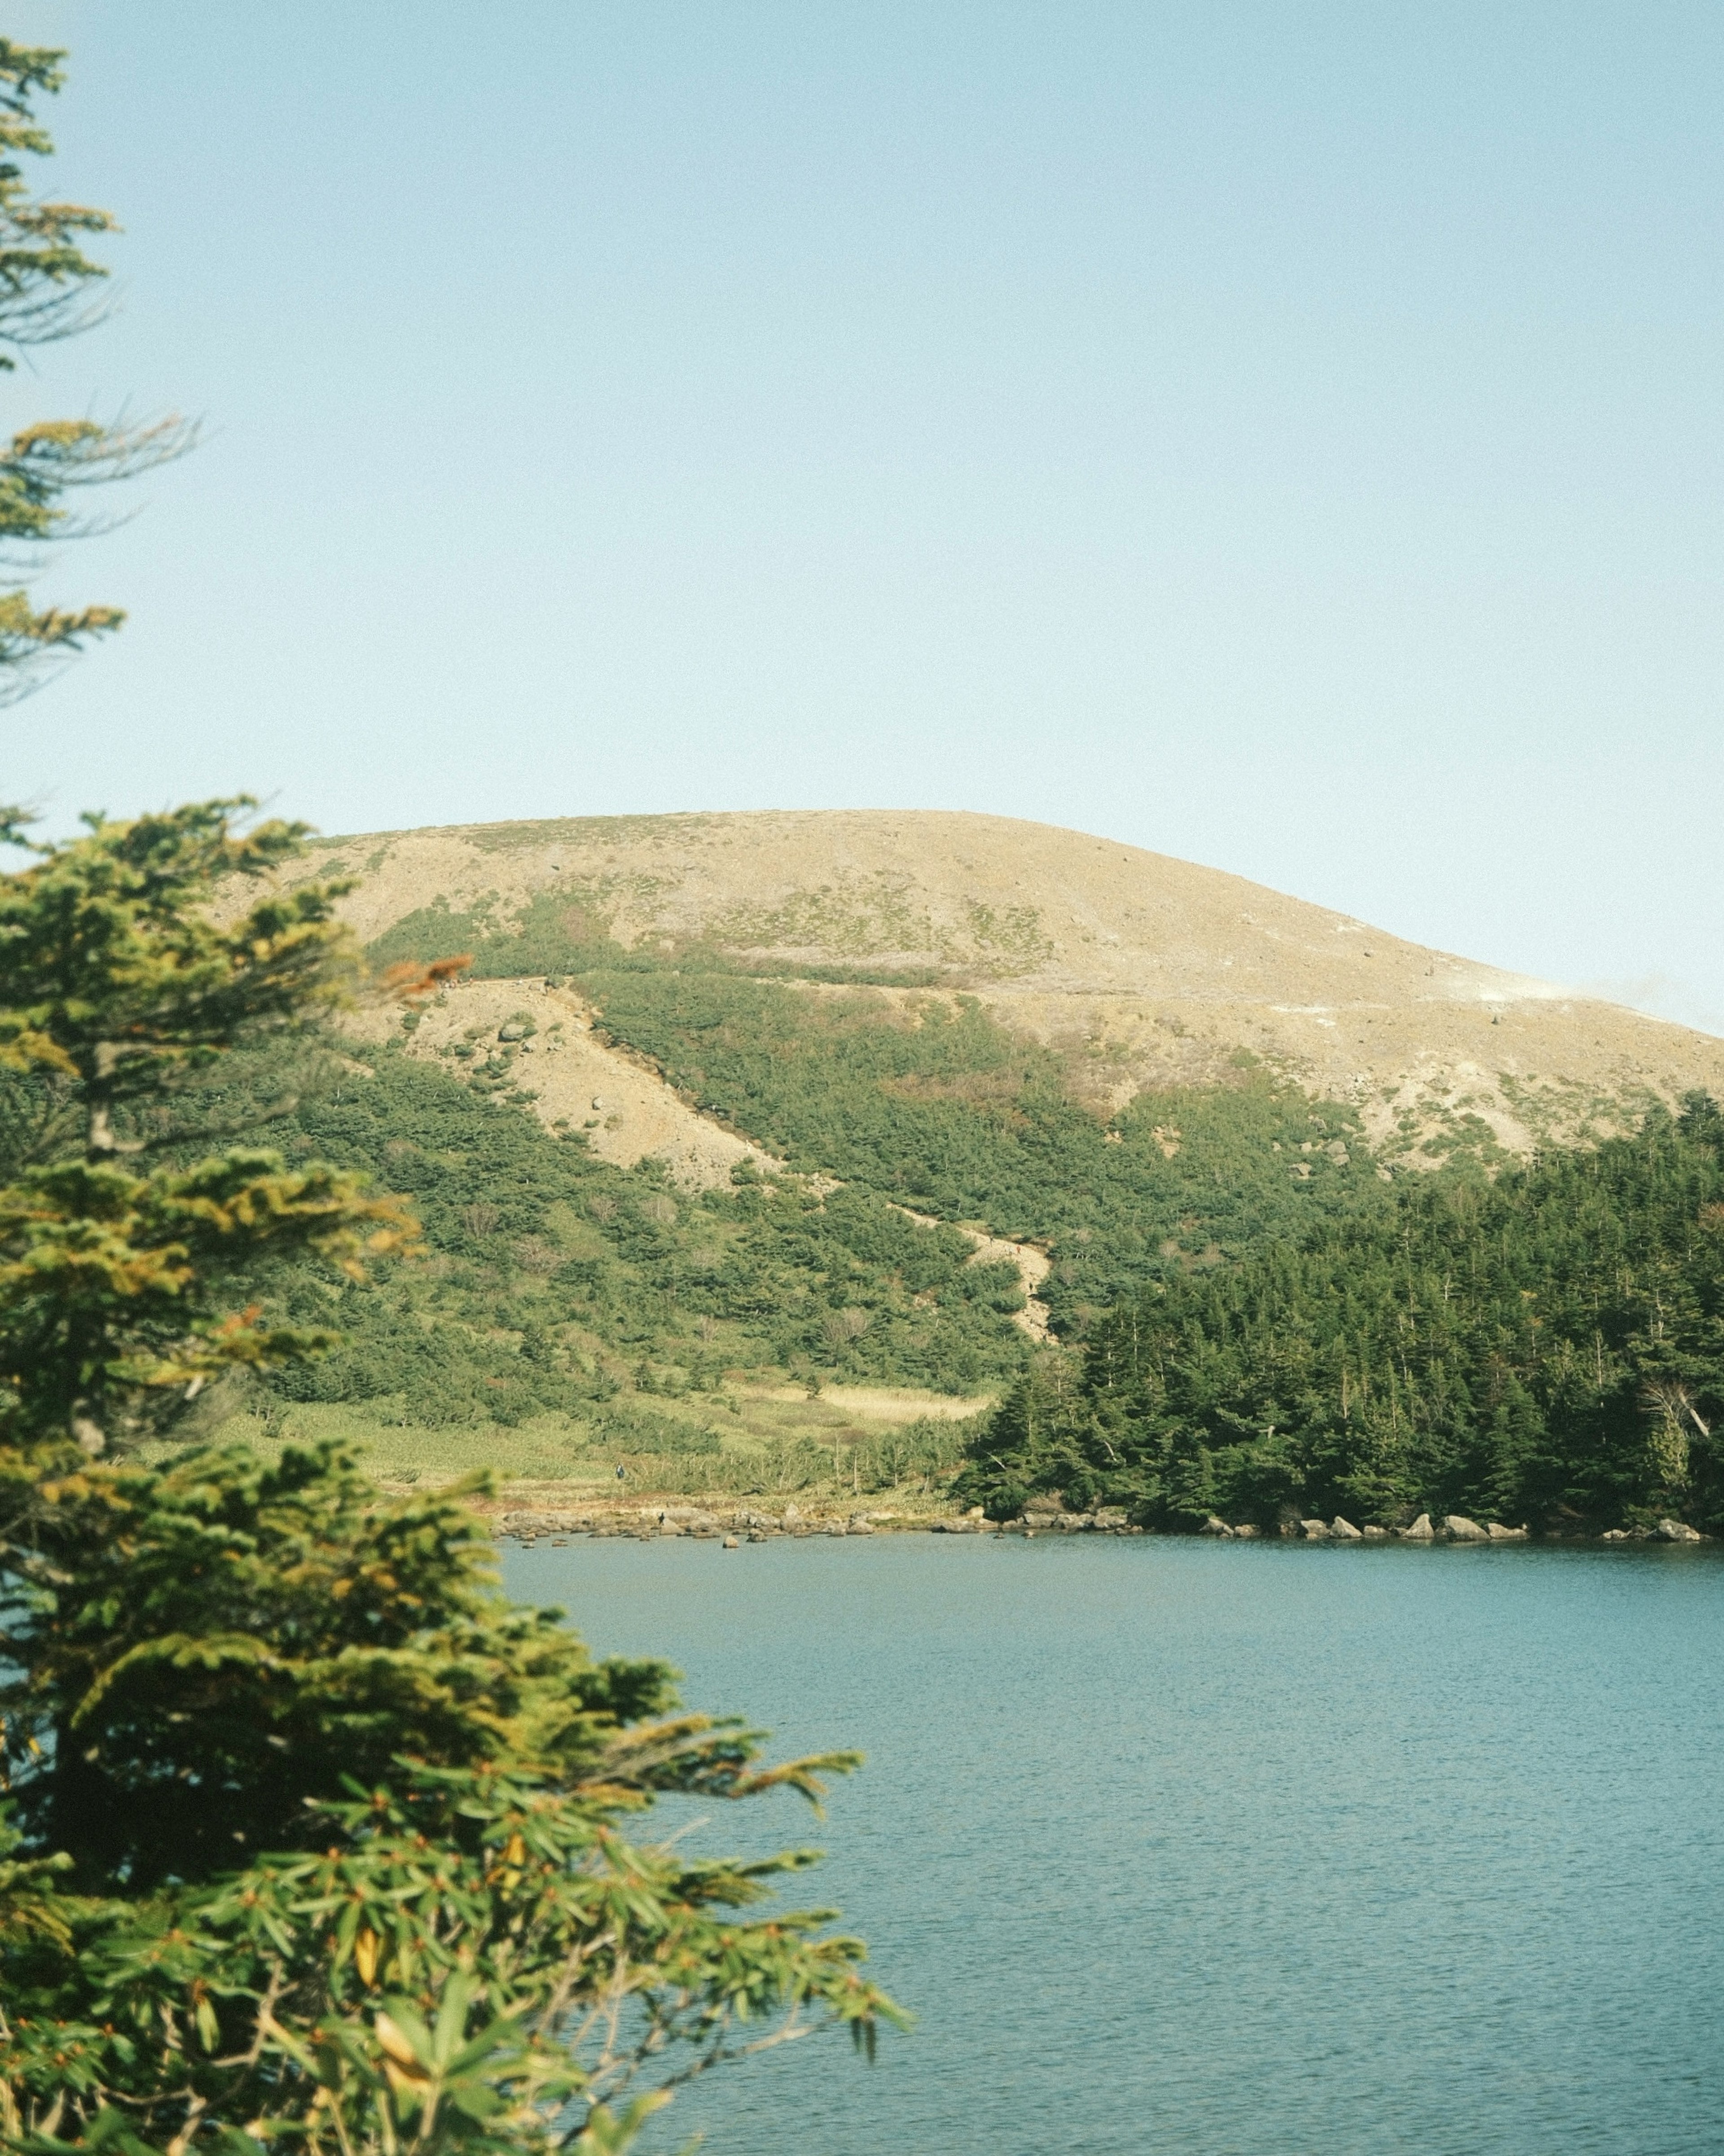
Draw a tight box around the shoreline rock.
[487,1499,1716,1550]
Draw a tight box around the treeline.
[957,1096,1724,1535]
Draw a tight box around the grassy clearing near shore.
[156,1382,994,1503]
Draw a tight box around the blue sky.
[10,3,1724,1028]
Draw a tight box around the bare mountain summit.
[302,810,1724,1169]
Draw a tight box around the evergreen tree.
[0,40,191,698]
[0,808,898,2152]
[0,801,419,1455]
[959,1098,1724,1535]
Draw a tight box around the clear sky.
[10,3,1724,1029]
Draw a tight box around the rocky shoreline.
[490,1496,1712,1547]
[496,1501,942,1545]
[1199,1509,1707,1545]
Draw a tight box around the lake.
[506,1533,1724,2156]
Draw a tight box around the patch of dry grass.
[152,1381,996,1505]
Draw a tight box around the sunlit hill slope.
[206,810,1724,1493]
[305,808,1724,1171]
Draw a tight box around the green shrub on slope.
[575,968,1393,1329]
[255,1046,1026,1430]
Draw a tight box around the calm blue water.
[506,1535,1724,2156]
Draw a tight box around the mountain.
[213,810,1724,1499]
[299,809,1724,1171]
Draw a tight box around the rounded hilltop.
[284,808,1724,1168]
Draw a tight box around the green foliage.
[0,801,356,1111]
[959,1096,1724,1534]
[0,793,898,2152]
[0,40,191,697]
[566,968,1391,1330]
[0,1150,407,1448]
[249,1043,1027,1436]
[0,1439,651,1889]
[0,802,415,1454]
[603,1413,981,1502]
[365,893,662,985]
[765,1412,976,1499]
[368,890,960,996]
[0,1444,900,2153]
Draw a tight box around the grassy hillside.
[299,808,1724,1172]
[216,1044,1017,1489]
[549,965,1397,1331]
[366,899,1399,1314]
[361,881,1407,1297]
[189,965,1403,1494]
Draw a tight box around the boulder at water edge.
[1444,1515,1489,1540]
[1655,1518,1704,1542]
[1331,1517,1363,1540]
[1399,1514,1435,1540]
[1300,1519,1331,1539]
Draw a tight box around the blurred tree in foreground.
[0,804,898,2152]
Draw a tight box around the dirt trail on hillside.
[894,1206,1052,1341]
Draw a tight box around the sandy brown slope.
[295,810,1724,1168]
[344,974,780,1187]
